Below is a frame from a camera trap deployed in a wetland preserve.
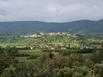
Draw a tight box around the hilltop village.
[20,32,79,38]
[19,32,103,51]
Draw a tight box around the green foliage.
[0,34,103,77]
[1,66,16,77]
[0,46,18,76]
[91,49,103,63]
[53,66,90,77]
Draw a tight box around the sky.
[0,0,103,22]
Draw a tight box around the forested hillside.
[0,20,103,34]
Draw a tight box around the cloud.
[0,0,103,22]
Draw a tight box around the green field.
[17,49,48,61]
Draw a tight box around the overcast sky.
[0,0,103,22]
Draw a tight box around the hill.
[0,20,103,34]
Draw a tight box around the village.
[20,32,80,38]
[19,32,103,51]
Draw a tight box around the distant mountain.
[0,20,103,34]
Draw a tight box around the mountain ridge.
[0,19,103,34]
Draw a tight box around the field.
[17,49,48,62]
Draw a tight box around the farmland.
[0,33,103,77]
